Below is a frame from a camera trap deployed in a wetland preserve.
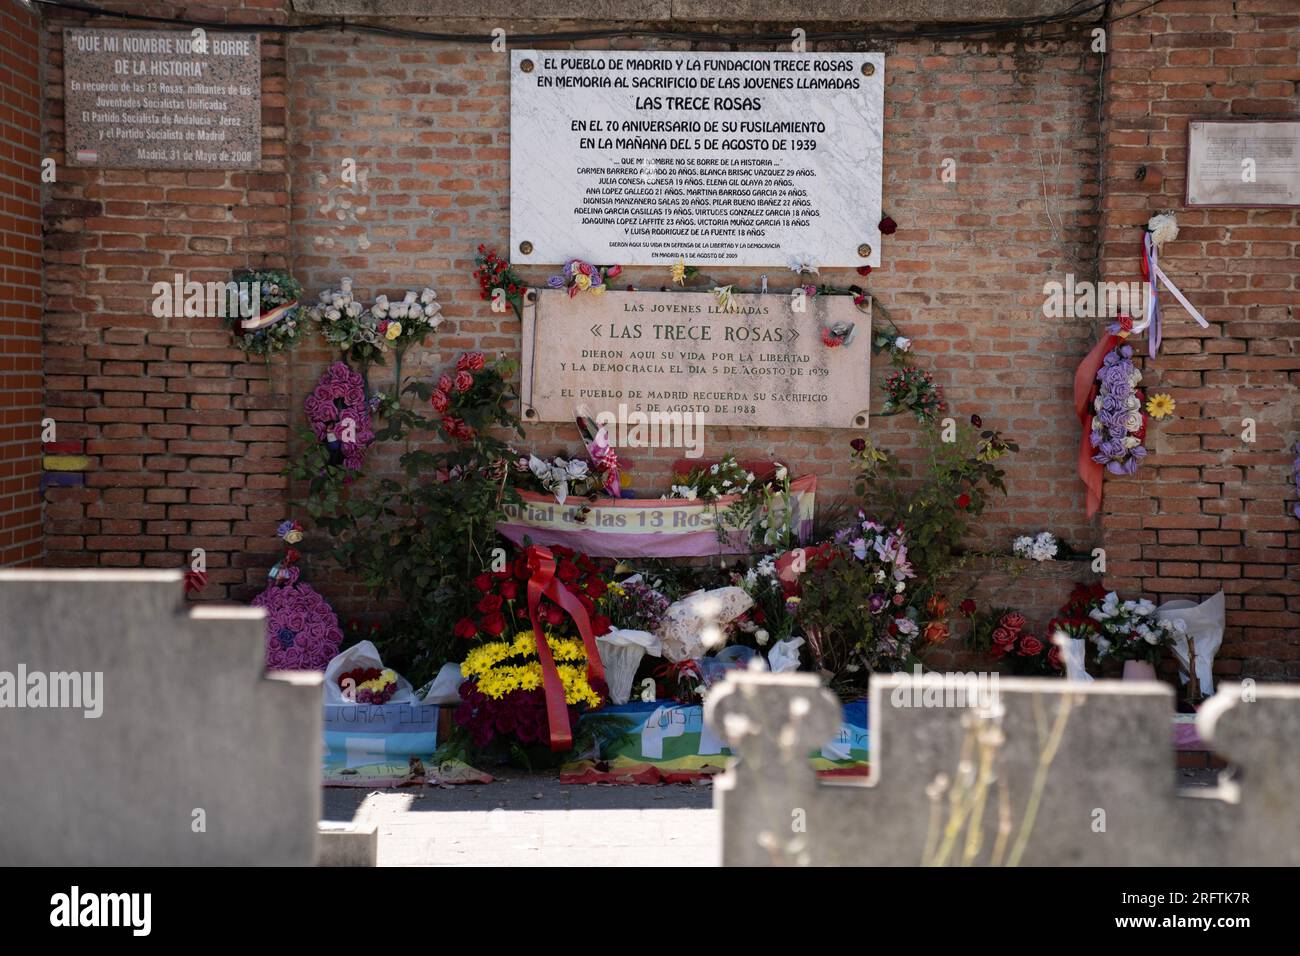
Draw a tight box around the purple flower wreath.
[1088,342,1148,476]
[253,581,343,671]
[304,361,374,475]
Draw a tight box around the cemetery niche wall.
[13,0,1298,791]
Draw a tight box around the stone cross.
[0,569,323,865]
[706,670,1300,866]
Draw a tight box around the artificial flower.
[1146,393,1176,420]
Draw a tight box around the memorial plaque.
[63,28,261,169]
[1186,120,1300,207]
[520,290,871,430]
[510,51,884,267]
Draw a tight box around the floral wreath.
[252,520,343,671]
[1088,320,1147,476]
[304,361,375,476]
[227,269,304,356]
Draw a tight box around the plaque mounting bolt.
[520,58,535,73]
[519,240,534,255]
[861,63,875,76]
[857,243,872,258]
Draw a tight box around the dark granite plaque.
[63,28,261,169]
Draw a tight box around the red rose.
[1047,645,1063,670]
[430,389,450,412]
[960,598,977,615]
[923,621,950,645]
[453,617,477,640]
[455,353,471,371]
[454,370,474,393]
[576,592,595,614]
[970,414,983,428]
[513,556,530,580]
[591,614,611,636]
[1002,612,1027,632]
[473,573,493,592]
[955,493,971,509]
[466,351,485,371]
[856,265,872,277]
[991,627,1016,647]
[851,437,866,452]
[1017,635,1045,657]
[556,561,581,583]
[584,576,607,598]
[477,593,503,614]
[606,264,622,278]
[480,611,507,637]
[544,604,566,627]
[879,216,898,235]
[499,579,518,601]
[438,374,453,393]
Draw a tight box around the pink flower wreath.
[253,581,343,671]
[304,361,374,475]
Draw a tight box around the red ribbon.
[524,545,607,752]
[1074,331,1122,518]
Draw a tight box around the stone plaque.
[1187,120,1300,206]
[510,51,884,267]
[520,290,871,430]
[63,28,261,169]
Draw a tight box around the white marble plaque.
[1187,120,1300,206]
[520,289,871,430]
[510,51,884,268]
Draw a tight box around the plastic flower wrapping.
[304,361,375,475]
[254,581,344,671]
[1088,342,1147,476]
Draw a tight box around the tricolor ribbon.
[1138,233,1208,357]
[238,299,298,333]
[524,545,607,752]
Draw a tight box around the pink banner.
[496,475,817,559]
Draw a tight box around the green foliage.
[287,356,523,685]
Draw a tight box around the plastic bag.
[421,661,465,705]
[767,636,805,674]
[1158,591,1225,697]
[656,586,753,662]
[596,628,661,705]
[323,640,417,706]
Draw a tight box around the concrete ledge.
[317,822,379,866]
[291,0,1078,22]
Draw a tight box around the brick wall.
[287,26,1104,620]
[32,2,1299,676]
[0,0,43,567]
[1100,0,1300,679]
[41,0,292,595]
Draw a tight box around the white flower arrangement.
[1013,531,1059,562]
[307,279,443,354]
[1088,591,1187,664]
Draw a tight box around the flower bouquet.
[337,666,400,704]
[880,365,947,423]
[1088,339,1147,476]
[1087,591,1185,665]
[304,361,375,477]
[307,277,389,366]
[227,268,305,356]
[986,610,1062,676]
[429,351,520,446]
[548,258,621,297]
[474,245,529,319]
[1013,531,1059,562]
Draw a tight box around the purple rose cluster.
[253,581,343,671]
[303,361,374,474]
[1089,344,1147,476]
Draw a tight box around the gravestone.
[706,671,1300,865]
[0,569,322,865]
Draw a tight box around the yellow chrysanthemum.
[1146,393,1176,420]
[464,630,598,703]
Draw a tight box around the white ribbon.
[1137,233,1208,356]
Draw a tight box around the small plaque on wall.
[63,28,261,169]
[1186,119,1300,207]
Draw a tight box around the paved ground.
[322,772,718,866]
[322,767,1217,866]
